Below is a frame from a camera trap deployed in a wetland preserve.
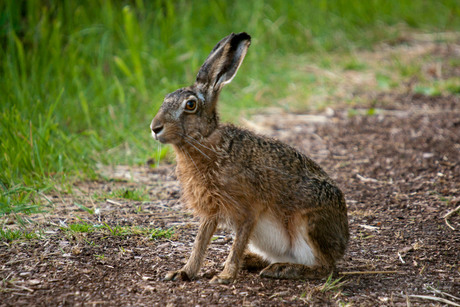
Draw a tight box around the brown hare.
[150,32,349,284]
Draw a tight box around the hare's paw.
[260,263,331,280]
[260,263,288,279]
[242,252,270,272]
[210,273,234,284]
[164,270,191,282]
[260,263,303,280]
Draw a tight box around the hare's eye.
[184,100,197,112]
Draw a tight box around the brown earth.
[1,44,460,306]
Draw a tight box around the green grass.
[93,188,149,202]
[150,227,174,240]
[100,224,174,239]
[1,0,459,216]
[63,221,96,233]
[0,228,41,242]
[1,184,45,215]
[60,221,174,240]
[319,274,348,293]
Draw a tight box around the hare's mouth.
[151,130,167,144]
[151,130,159,140]
[151,127,179,145]
[151,121,167,143]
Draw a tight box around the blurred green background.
[1,0,459,214]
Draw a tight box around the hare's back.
[220,124,328,179]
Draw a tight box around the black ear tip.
[235,32,251,41]
[229,32,251,48]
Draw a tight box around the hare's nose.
[151,124,163,135]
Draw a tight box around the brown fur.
[151,33,349,284]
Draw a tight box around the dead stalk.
[339,270,402,275]
[443,205,460,231]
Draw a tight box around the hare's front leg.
[165,218,217,281]
[210,219,254,284]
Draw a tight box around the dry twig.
[443,205,460,230]
[339,270,402,275]
[408,295,460,306]
[356,174,379,183]
[425,285,460,301]
[106,199,123,206]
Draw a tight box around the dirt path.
[1,91,459,306]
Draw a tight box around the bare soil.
[1,44,459,306]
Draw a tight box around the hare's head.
[151,32,251,145]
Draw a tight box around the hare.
[150,32,349,284]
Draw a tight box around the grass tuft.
[150,227,174,240]
[62,222,96,233]
[60,221,174,240]
[319,274,348,293]
[0,228,41,242]
[109,188,149,201]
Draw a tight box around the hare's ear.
[196,32,251,92]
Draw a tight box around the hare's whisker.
[179,145,206,180]
[181,134,219,154]
[173,132,210,160]
[220,190,245,214]
[183,139,211,160]
[156,143,162,167]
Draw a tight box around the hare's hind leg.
[260,206,348,280]
[258,232,333,280]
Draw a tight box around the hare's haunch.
[151,32,349,284]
